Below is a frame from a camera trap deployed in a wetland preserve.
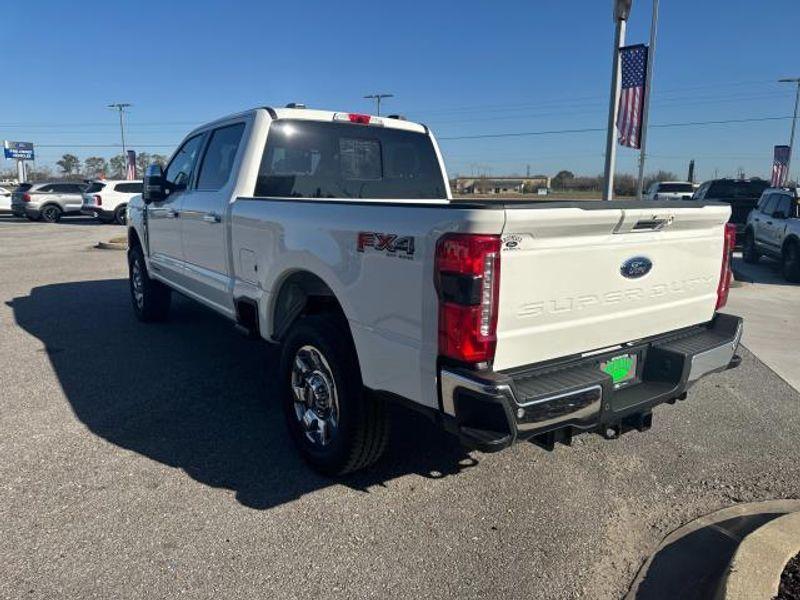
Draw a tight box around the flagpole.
[636,0,659,199]
[603,12,628,201]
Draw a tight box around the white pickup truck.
[127,105,743,475]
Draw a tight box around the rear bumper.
[439,313,743,452]
[11,204,37,218]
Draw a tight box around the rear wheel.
[114,205,127,225]
[128,244,171,321]
[782,241,800,283]
[279,314,388,475]
[742,230,759,264]
[40,204,62,223]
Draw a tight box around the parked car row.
[645,177,798,282]
[8,179,142,224]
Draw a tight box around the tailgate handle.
[632,217,673,231]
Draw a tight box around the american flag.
[126,150,137,180]
[616,44,649,149]
[771,145,791,187]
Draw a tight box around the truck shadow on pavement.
[9,279,478,510]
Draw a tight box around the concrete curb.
[626,500,800,600]
[719,510,800,600]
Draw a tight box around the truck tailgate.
[494,204,730,371]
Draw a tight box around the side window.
[775,195,792,218]
[760,194,777,216]
[165,134,205,191]
[67,184,85,194]
[38,185,54,193]
[115,182,143,194]
[196,123,246,191]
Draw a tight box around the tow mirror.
[142,164,166,204]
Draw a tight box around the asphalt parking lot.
[1,216,799,600]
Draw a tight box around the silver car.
[10,181,87,222]
[743,187,800,282]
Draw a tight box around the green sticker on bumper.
[602,354,637,384]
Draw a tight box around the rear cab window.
[658,183,694,193]
[255,120,447,199]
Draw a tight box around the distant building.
[454,176,551,195]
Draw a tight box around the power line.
[438,115,792,141]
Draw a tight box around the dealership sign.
[4,141,34,160]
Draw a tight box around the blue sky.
[3,0,799,182]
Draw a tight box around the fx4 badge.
[357,232,416,260]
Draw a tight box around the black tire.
[742,230,759,264]
[128,244,171,321]
[114,205,127,226]
[98,214,115,224]
[40,204,62,223]
[782,241,800,283]
[279,314,388,476]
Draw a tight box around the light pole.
[107,102,131,157]
[636,0,659,199]
[603,0,633,201]
[779,78,800,183]
[363,93,393,116]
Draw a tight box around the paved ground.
[1,216,799,600]
[729,254,800,392]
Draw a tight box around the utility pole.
[603,0,633,201]
[363,93,393,116]
[107,102,132,157]
[636,0,659,199]
[778,78,800,183]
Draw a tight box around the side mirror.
[142,164,166,204]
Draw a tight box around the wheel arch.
[269,269,351,343]
[782,234,800,256]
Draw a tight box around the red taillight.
[435,233,501,364]
[22,192,31,202]
[94,194,102,206]
[333,112,379,125]
[348,113,371,124]
[716,223,736,310]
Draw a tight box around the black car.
[692,178,770,237]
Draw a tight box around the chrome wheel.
[131,259,144,309]
[290,345,339,447]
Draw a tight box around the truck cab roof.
[186,106,428,138]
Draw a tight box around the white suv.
[644,181,695,201]
[81,180,143,225]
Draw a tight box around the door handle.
[203,213,221,223]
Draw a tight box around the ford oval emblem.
[620,256,653,279]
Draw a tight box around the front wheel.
[128,245,171,321]
[279,315,388,475]
[782,241,800,283]
[742,231,759,264]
